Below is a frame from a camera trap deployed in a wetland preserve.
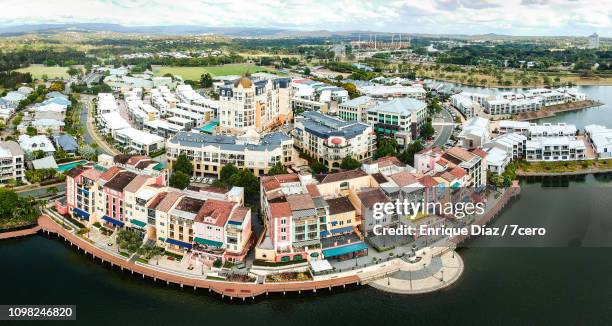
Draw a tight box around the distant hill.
[0,23,295,37]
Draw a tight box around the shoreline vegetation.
[516,159,612,176]
[515,100,604,120]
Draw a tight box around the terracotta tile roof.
[261,174,300,192]
[389,171,419,187]
[357,188,390,208]
[100,166,121,181]
[175,196,205,214]
[262,178,281,192]
[155,191,183,212]
[446,147,476,162]
[371,173,388,184]
[80,168,102,181]
[436,171,457,182]
[104,171,137,192]
[316,169,368,184]
[374,156,405,168]
[471,148,488,158]
[127,155,149,166]
[326,197,356,215]
[195,199,235,226]
[124,175,150,193]
[269,201,292,219]
[147,192,168,209]
[306,184,321,197]
[286,194,315,211]
[113,154,131,165]
[418,175,438,187]
[65,167,84,178]
[450,167,467,178]
[229,207,250,224]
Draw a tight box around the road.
[431,105,455,148]
[79,95,117,156]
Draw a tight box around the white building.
[498,120,530,135]
[588,33,600,49]
[450,93,477,118]
[485,147,511,175]
[0,141,25,184]
[293,111,375,170]
[97,93,118,114]
[458,117,490,149]
[18,135,56,156]
[366,98,428,147]
[167,108,206,128]
[483,133,527,159]
[219,76,291,134]
[529,123,577,138]
[584,125,612,159]
[114,128,165,155]
[144,119,186,138]
[358,84,426,100]
[98,112,130,136]
[337,96,375,122]
[290,79,348,114]
[525,137,586,162]
[166,131,294,177]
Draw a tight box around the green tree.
[173,153,193,176]
[229,169,259,198]
[340,156,361,170]
[303,67,311,75]
[220,163,239,184]
[374,138,398,159]
[169,171,190,189]
[267,162,287,175]
[200,73,213,88]
[397,140,424,166]
[26,126,37,136]
[420,121,435,139]
[310,160,328,174]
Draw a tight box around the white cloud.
[0,0,610,36]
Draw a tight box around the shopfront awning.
[72,207,90,220]
[101,215,124,227]
[130,219,146,228]
[194,237,223,248]
[166,237,192,249]
[323,242,368,259]
[330,226,354,235]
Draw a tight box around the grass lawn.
[13,65,69,79]
[153,64,273,80]
[518,159,612,174]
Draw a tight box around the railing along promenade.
[34,215,368,300]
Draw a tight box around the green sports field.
[152,64,273,80]
[13,66,69,79]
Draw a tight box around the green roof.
[194,237,223,248]
[130,219,146,228]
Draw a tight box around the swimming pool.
[56,160,88,172]
[200,120,219,134]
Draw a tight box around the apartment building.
[497,120,530,135]
[218,76,291,134]
[337,96,375,122]
[358,84,426,100]
[458,117,490,149]
[584,125,612,159]
[525,137,586,161]
[415,146,487,188]
[0,141,25,184]
[450,93,477,118]
[61,155,252,264]
[483,133,528,159]
[366,98,428,147]
[291,79,349,114]
[293,111,375,170]
[114,128,165,155]
[97,93,118,114]
[166,131,294,177]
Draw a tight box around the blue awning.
[166,238,192,249]
[320,230,330,237]
[323,242,368,259]
[101,215,124,227]
[330,226,354,235]
[73,207,90,220]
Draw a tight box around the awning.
[310,259,333,272]
[330,226,354,235]
[320,230,330,237]
[166,237,192,249]
[323,242,368,259]
[72,207,90,220]
[130,219,146,228]
[101,215,124,227]
[194,237,222,248]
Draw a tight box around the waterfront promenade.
[0,225,41,240]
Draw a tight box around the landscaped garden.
[265,272,313,283]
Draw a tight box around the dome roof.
[234,76,253,88]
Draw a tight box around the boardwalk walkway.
[0,225,41,240]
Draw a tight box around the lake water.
[3,174,612,325]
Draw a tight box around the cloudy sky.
[0,0,610,36]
